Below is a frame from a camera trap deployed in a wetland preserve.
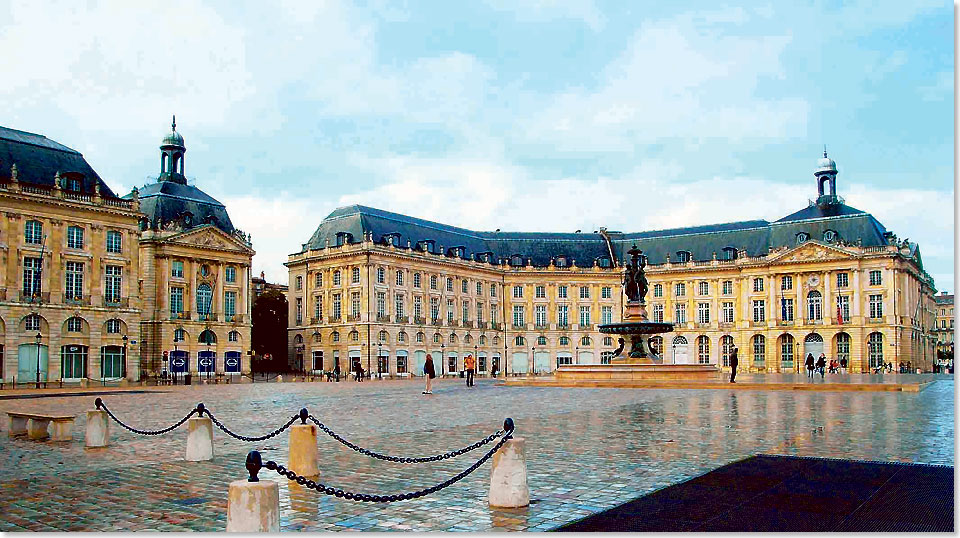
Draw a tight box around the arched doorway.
[101,345,125,379]
[671,336,689,364]
[18,343,48,383]
[510,351,527,374]
[61,345,88,380]
[804,333,824,361]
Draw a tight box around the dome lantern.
[159,115,186,184]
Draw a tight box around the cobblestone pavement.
[0,378,953,531]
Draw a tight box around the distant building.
[0,126,142,384]
[252,271,288,302]
[933,291,954,364]
[286,152,938,376]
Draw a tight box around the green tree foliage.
[251,289,288,372]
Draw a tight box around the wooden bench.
[7,412,76,441]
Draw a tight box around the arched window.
[515,335,525,346]
[479,335,486,345]
[200,329,217,344]
[379,330,388,343]
[752,335,766,366]
[196,283,213,317]
[331,331,340,342]
[581,336,591,346]
[349,330,359,342]
[649,336,663,355]
[537,335,547,346]
[398,331,407,343]
[493,336,499,345]
[672,335,688,345]
[780,334,795,365]
[720,335,734,367]
[558,336,569,346]
[835,332,850,365]
[229,331,240,342]
[696,336,710,364]
[66,317,84,333]
[433,333,441,343]
[313,332,322,343]
[464,334,472,343]
[868,332,884,368]
[450,333,458,344]
[106,319,123,334]
[807,291,822,320]
[174,328,186,342]
[416,331,425,343]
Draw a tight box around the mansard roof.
[299,201,901,268]
[131,180,236,234]
[0,125,118,197]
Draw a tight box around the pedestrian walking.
[816,354,827,380]
[355,363,364,382]
[423,353,436,394]
[839,356,848,374]
[729,346,739,383]
[464,354,476,387]
[805,353,815,380]
[333,361,341,382]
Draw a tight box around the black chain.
[262,432,512,502]
[96,398,197,436]
[308,415,502,463]
[207,410,300,442]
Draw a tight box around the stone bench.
[7,412,76,441]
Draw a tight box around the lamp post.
[35,332,42,389]
[795,342,800,375]
[313,331,320,375]
[531,346,536,375]
[122,334,128,381]
[206,339,212,382]
[440,342,445,377]
[377,341,383,380]
[475,344,479,376]
[173,343,179,385]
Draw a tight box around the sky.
[1,1,954,289]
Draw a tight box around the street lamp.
[122,335,128,381]
[173,342,179,385]
[377,341,383,380]
[35,332,42,389]
[440,342,445,377]
[475,344,479,376]
[531,346,536,375]
[206,338,212,382]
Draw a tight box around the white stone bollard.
[85,410,110,447]
[489,437,530,508]
[185,417,214,461]
[288,420,319,477]
[227,451,280,532]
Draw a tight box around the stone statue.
[623,245,648,303]
[613,337,625,358]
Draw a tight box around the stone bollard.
[185,406,214,461]
[227,451,279,532]
[489,419,529,508]
[288,409,319,477]
[86,407,110,447]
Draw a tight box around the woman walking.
[816,353,827,380]
[805,353,815,380]
[423,353,436,394]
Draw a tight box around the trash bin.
[459,370,465,378]
[185,373,192,385]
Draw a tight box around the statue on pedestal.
[623,245,648,304]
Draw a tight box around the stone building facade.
[286,153,938,376]
[932,291,953,363]
[132,119,255,379]
[0,126,142,384]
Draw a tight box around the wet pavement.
[0,377,953,531]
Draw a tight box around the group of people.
[422,353,483,394]
[804,353,849,379]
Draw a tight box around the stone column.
[185,417,214,461]
[288,421,319,477]
[489,437,530,508]
[85,410,110,447]
[226,480,279,532]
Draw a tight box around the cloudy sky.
[1,1,954,288]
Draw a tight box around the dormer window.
[555,256,567,268]
[675,251,691,263]
[65,176,82,191]
[597,257,611,268]
[510,255,524,267]
[381,233,401,246]
[336,232,354,247]
[417,240,435,253]
[448,246,465,258]
[823,230,837,243]
[796,232,809,245]
[721,247,737,261]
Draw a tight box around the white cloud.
[485,0,606,31]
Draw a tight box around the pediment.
[768,241,856,265]
[165,225,252,253]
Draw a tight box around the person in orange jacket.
[464,354,476,387]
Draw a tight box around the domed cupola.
[814,147,839,205]
[159,115,186,184]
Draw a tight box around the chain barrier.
[95,397,198,436]
[206,407,304,442]
[244,418,516,503]
[307,414,503,464]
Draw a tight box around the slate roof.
[131,180,236,234]
[0,126,118,197]
[299,202,899,268]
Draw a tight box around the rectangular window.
[557,305,569,326]
[24,220,43,244]
[674,303,686,324]
[781,275,792,290]
[65,261,83,299]
[836,272,849,288]
[476,302,483,323]
[446,299,454,322]
[837,295,850,322]
[698,281,709,296]
[721,302,734,323]
[376,291,386,318]
[351,292,361,317]
[461,279,468,294]
[513,285,523,298]
[753,278,764,292]
[351,267,360,284]
[601,286,612,299]
[376,268,385,284]
[653,284,663,298]
[104,265,122,303]
[869,294,883,318]
[653,304,664,323]
[225,291,237,318]
[579,306,591,326]
[782,298,794,322]
[396,270,404,286]
[869,270,882,286]
[579,286,590,299]
[316,272,323,287]
[295,276,302,290]
[22,257,42,296]
[315,296,322,319]
[296,297,303,324]
[558,285,568,299]
[753,300,766,322]
[697,302,710,324]
[413,273,421,288]
[476,282,482,295]
[675,283,686,297]
[490,304,498,324]
[601,305,613,325]
[395,294,405,318]
[722,281,733,295]
[513,305,525,327]
[170,287,184,316]
[333,271,342,286]
[333,294,342,320]
[490,283,497,297]
[462,301,469,323]
[67,226,84,249]
[225,266,236,283]
[106,230,122,253]
[535,305,547,326]
[430,297,440,321]
[535,285,545,299]
[414,296,422,320]
[172,260,184,278]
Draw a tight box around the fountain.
[554,245,720,384]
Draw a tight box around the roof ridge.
[0,126,80,154]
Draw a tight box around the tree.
[251,289,288,372]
